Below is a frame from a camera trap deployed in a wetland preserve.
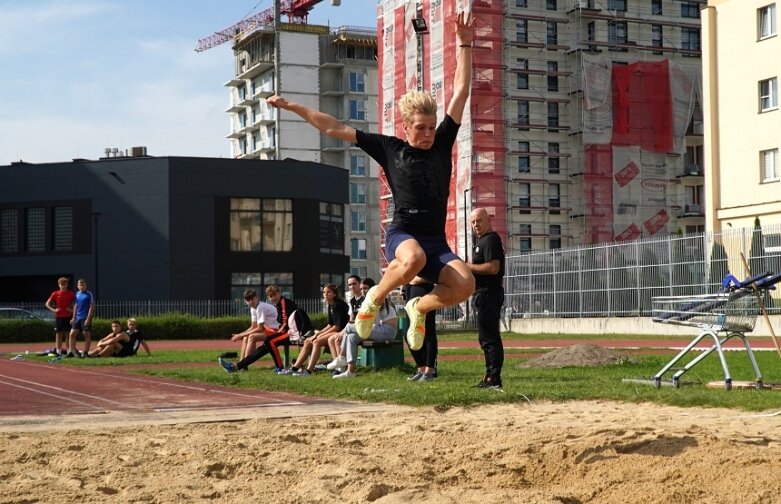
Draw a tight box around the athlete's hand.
[267,95,289,109]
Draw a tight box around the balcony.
[677,203,704,218]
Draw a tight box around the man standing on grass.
[45,277,75,356]
[67,279,95,358]
[467,208,505,389]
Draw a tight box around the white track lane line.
[0,374,122,411]
[3,360,306,404]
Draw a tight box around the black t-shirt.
[355,115,460,235]
[472,231,505,289]
[327,298,350,331]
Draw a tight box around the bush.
[0,311,330,344]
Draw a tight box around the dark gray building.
[0,155,349,302]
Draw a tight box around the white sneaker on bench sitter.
[326,356,347,371]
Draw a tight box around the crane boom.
[195,0,328,52]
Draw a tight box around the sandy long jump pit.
[2,360,781,502]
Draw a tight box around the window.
[548,142,560,174]
[547,21,558,45]
[547,102,559,128]
[681,2,700,18]
[351,266,368,278]
[350,182,366,203]
[608,21,628,49]
[239,112,247,127]
[230,198,293,252]
[761,148,779,182]
[52,206,73,252]
[517,100,530,128]
[651,0,662,15]
[25,208,45,252]
[516,58,528,89]
[547,0,557,10]
[549,184,561,215]
[349,71,365,93]
[518,141,530,173]
[550,225,562,249]
[319,202,344,254]
[759,4,777,39]
[518,184,531,214]
[520,224,532,252]
[516,21,527,43]
[685,145,704,174]
[350,155,366,176]
[261,199,293,252]
[547,61,559,92]
[608,0,627,12]
[230,200,261,253]
[652,25,663,54]
[351,238,367,260]
[349,99,366,121]
[681,27,700,55]
[520,237,531,252]
[587,22,597,51]
[231,272,293,301]
[516,0,527,7]
[760,77,778,111]
[350,209,367,232]
[0,209,18,254]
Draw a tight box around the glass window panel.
[25,207,45,252]
[0,208,18,254]
[53,206,73,252]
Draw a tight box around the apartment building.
[378,0,704,258]
[224,23,381,281]
[703,0,781,232]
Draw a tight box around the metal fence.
[506,223,781,318]
[6,223,778,328]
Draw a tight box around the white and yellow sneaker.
[355,285,381,339]
[404,297,426,351]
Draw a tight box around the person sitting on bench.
[331,279,399,379]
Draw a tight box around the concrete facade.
[703,0,781,233]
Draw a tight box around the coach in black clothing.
[467,208,505,389]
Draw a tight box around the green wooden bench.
[283,307,407,370]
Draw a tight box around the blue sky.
[0,0,379,164]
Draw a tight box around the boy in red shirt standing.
[45,277,76,356]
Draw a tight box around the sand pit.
[519,343,633,368]
[2,400,781,503]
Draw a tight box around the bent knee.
[398,250,426,273]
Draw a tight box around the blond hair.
[398,90,437,124]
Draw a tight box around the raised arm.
[267,95,357,144]
[446,11,474,124]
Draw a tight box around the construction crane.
[195,0,338,52]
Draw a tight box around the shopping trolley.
[650,292,761,390]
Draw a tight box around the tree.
[748,216,773,309]
[707,241,730,291]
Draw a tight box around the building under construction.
[203,10,382,281]
[377,0,704,259]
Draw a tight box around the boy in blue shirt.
[67,279,95,358]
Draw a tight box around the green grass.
[35,347,781,412]
[438,330,697,342]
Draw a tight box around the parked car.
[0,308,48,321]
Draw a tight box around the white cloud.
[0,0,111,53]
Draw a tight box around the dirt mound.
[519,343,632,368]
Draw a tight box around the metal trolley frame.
[651,292,762,391]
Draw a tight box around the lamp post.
[412,7,428,91]
[462,187,472,326]
[273,0,281,160]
